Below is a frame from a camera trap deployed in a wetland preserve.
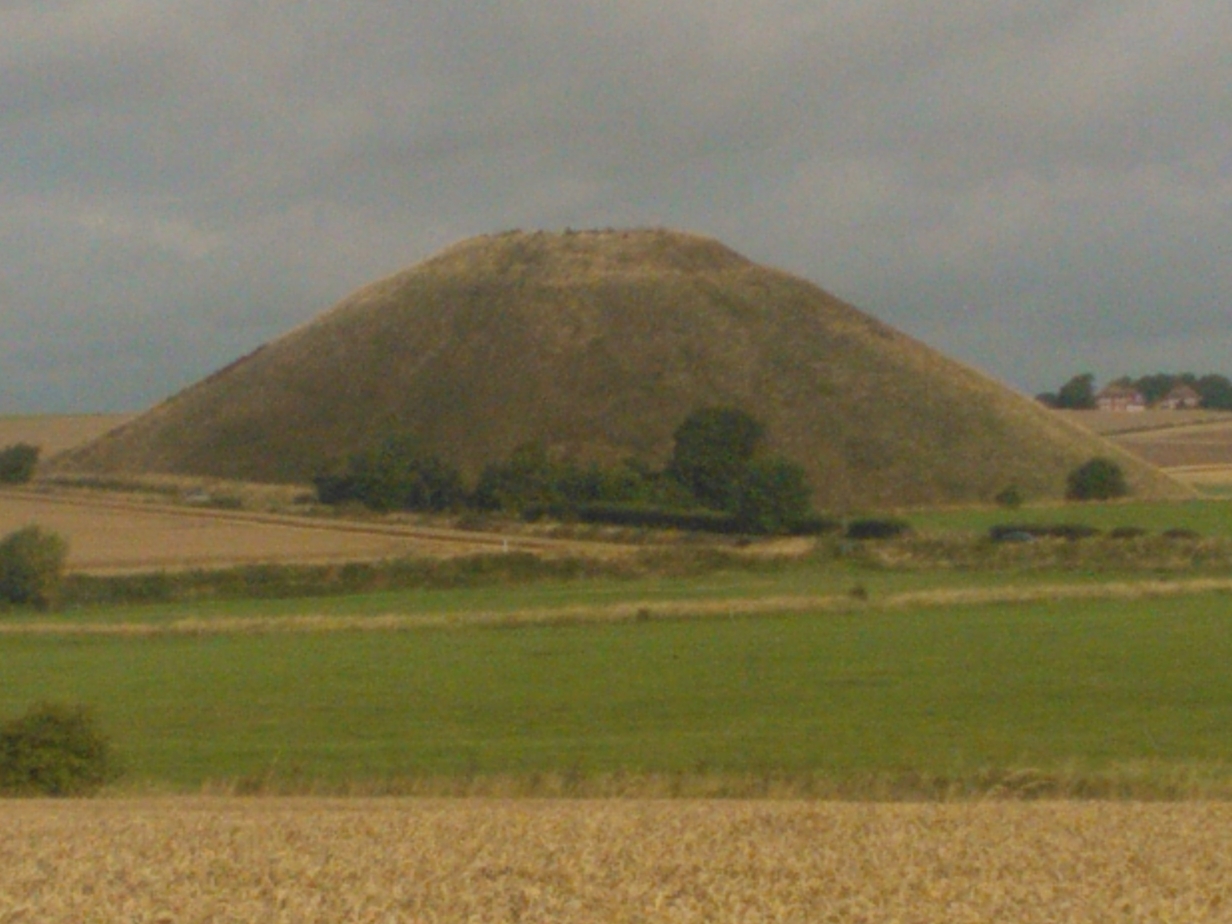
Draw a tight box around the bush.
[845,518,912,541]
[0,525,68,609]
[989,523,1100,542]
[0,702,116,796]
[1109,526,1148,540]
[668,407,764,511]
[0,443,39,484]
[994,485,1025,509]
[1066,457,1129,501]
[1162,527,1201,541]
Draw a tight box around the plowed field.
[2,799,1228,922]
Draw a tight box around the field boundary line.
[6,576,1232,637]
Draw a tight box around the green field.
[908,497,1232,537]
[5,585,1232,791]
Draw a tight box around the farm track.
[0,487,634,574]
[2,799,1229,922]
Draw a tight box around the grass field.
[4,800,1229,922]
[5,584,1232,791]
[907,496,1232,537]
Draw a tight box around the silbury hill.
[55,229,1186,511]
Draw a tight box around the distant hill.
[53,228,1188,511]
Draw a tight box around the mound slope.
[55,229,1187,510]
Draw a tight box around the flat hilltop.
[53,229,1186,510]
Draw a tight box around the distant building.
[1155,383,1202,410]
[1095,384,1147,412]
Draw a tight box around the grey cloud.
[2,1,1230,412]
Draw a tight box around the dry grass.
[1057,409,1232,435]
[7,575,1232,638]
[1,798,1229,922]
[1115,420,1232,468]
[1170,464,1232,492]
[0,413,133,457]
[53,228,1186,509]
[0,489,616,574]
[1059,409,1232,469]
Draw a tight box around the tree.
[1055,374,1097,410]
[1066,457,1129,501]
[1132,373,1181,406]
[734,457,813,533]
[668,407,764,511]
[1196,374,1232,410]
[0,525,68,610]
[0,702,115,796]
[326,436,464,513]
[473,442,566,513]
[0,443,39,484]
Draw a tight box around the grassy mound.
[53,228,1186,511]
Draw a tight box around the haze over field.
[2,2,1229,413]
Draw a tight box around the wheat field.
[1,799,1228,922]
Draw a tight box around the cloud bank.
[2,0,1229,411]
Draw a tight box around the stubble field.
[1059,409,1232,492]
[0,489,608,573]
[2,799,1229,923]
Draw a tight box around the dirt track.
[2,799,1228,923]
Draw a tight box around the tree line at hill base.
[1038,372,1232,410]
[315,407,830,535]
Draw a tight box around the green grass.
[27,558,1169,629]
[909,497,1232,537]
[5,590,1232,789]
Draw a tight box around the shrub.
[1162,527,1201,541]
[0,525,68,609]
[1109,526,1148,540]
[668,407,764,511]
[844,518,911,541]
[0,702,116,796]
[1066,457,1129,501]
[0,443,39,484]
[989,523,1100,542]
[733,457,815,534]
[994,485,1024,509]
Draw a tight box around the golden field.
[0,413,133,456]
[0,490,582,573]
[1,799,1229,922]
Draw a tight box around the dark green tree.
[1196,374,1232,410]
[0,702,116,796]
[1066,457,1129,501]
[668,407,764,511]
[335,436,464,512]
[1055,374,1097,410]
[473,442,567,513]
[1132,373,1180,405]
[0,525,68,610]
[734,457,814,533]
[0,443,39,484]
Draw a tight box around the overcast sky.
[2,1,1229,413]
